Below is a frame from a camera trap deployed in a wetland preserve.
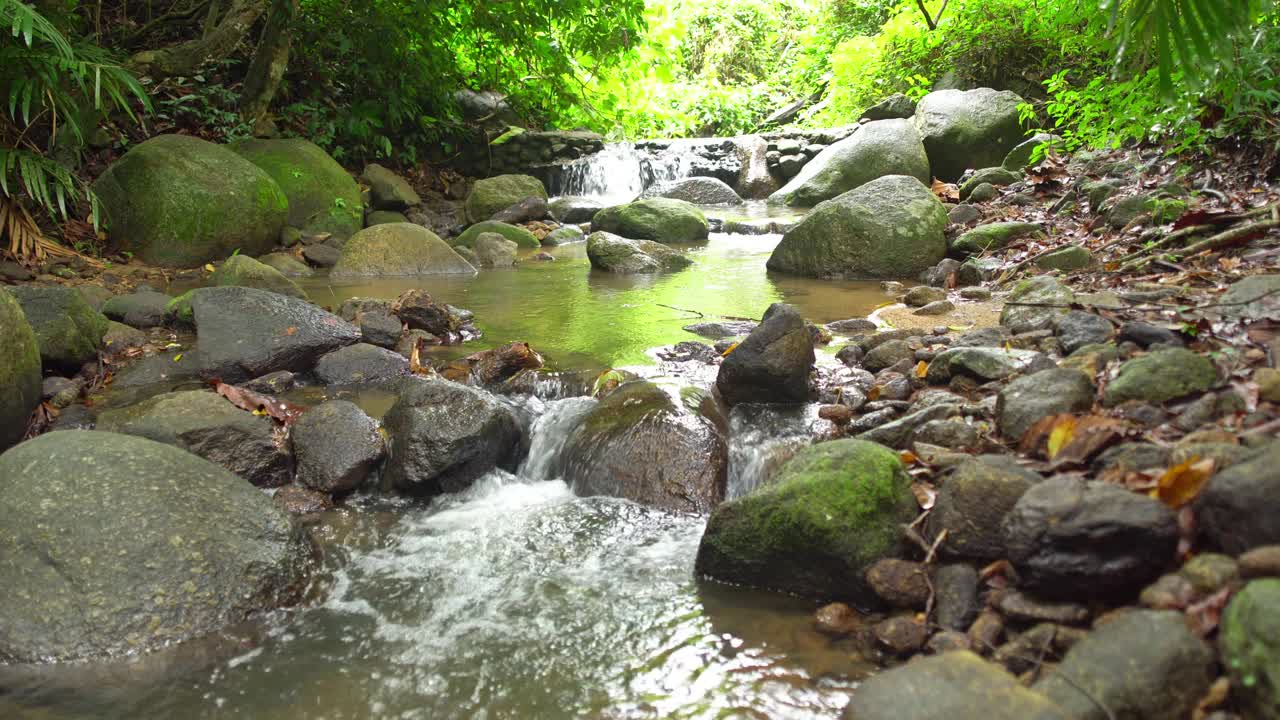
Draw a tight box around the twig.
[924,528,948,565]
[656,303,704,318]
[1177,209,1280,257]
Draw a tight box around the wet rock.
[361,163,422,211]
[1220,579,1280,720]
[767,175,947,279]
[715,303,814,406]
[1140,573,1198,609]
[1000,275,1074,334]
[996,590,1088,624]
[1197,443,1280,554]
[356,311,403,349]
[684,320,758,338]
[331,223,476,277]
[97,390,292,487]
[841,651,1065,720]
[292,400,384,494]
[273,484,333,514]
[928,456,1042,562]
[541,225,585,246]
[473,231,519,268]
[769,119,930,207]
[592,197,709,243]
[465,173,545,222]
[996,368,1096,440]
[489,196,548,224]
[586,230,693,273]
[968,611,1006,653]
[1102,347,1217,407]
[927,346,1055,384]
[861,93,916,121]
[866,559,931,609]
[646,176,742,205]
[1240,546,1280,579]
[6,286,109,373]
[814,602,863,637]
[100,321,148,354]
[383,377,520,496]
[562,380,726,513]
[392,289,458,338]
[0,431,307,662]
[548,196,605,224]
[1003,476,1178,600]
[856,403,961,449]
[1036,610,1215,720]
[696,439,917,606]
[241,370,295,395]
[657,341,719,364]
[1054,311,1113,355]
[1036,244,1092,271]
[210,254,307,299]
[101,290,171,329]
[0,291,41,451]
[935,564,980,631]
[314,343,409,385]
[302,243,341,267]
[444,342,543,386]
[189,287,360,383]
[923,258,962,287]
[864,339,916,372]
[914,300,954,316]
[905,285,948,307]
[874,615,928,655]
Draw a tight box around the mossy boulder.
[0,431,308,662]
[951,221,1042,255]
[5,286,109,373]
[695,439,918,605]
[914,88,1026,182]
[1000,275,1074,334]
[465,174,547,223]
[231,138,363,241]
[257,252,314,277]
[1036,244,1093,271]
[331,223,477,278]
[591,197,710,243]
[586,231,693,274]
[210,254,306,299]
[92,134,289,267]
[0,291,40,451]
[453,220,541,249]
[365,210,409,226]
[1102,347,1217,407]
[1220,579,1280,720]
[766,175,947,279]
[360,163,421,210]
[958,167,1022,200]
[1003,133,1059,170]
[768,119,930,207]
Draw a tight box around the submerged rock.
[331,223,477,277]
[0,291,41,451]
[715,303,814,406]
[560,381,726,513]
[586,231,693,274]
[591,198,710,243]
[0,431,307,662]
[768,119,930,207]
[695,439,917,606]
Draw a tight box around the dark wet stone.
[292,400,384,494]
[993,624,1059,675]
[935,564,980,631]
[101,290,171,329]
[273,484,333,514]
[856,403,961,449]
[1054,311,1114,355]
[826,317,878,334]
[874,615,928,655]
[302,243,341,267]
[715,303,814,406]
[866,559,930,609]
[1117,321,1184,348]
[1197,443,1280,554]
[996,590,1089,624]
[929,456,1042,562]
[358,311,403,349]
[814,602,862,638]
[996,368,1096,441]
[242,370,296,395]
[927,347,1055,384]
[1092,442,1171,475]
[968,611,1005,654]
[683,320,757,339]
[835,344,865,366]
[314,343,409,385]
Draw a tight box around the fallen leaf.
[1152,456,1215,508]
[930,178,959,202]
[204,263,215,272]
[914,360,929,379]
[1046,415,1077,459]
[721,342,739,357]
[213,381,306,425]
[911,481,937,510]
[285,326,298,336]
[1021,413,1126,467]
[1186,586,1234,637]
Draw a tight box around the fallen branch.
[1116,204,1279,273]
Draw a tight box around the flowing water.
[553,142,693,204]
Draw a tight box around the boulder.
[0,431,306,662]
[453,220,541,249]
[1003,476,1179,600]
[914,88,1026,182]
[586,231,693,274]
[592,198,709,243]
[645,177,743,205]
[189,286,361,382]
[97,390,291,487]
[365,209,409,226]
[1198,443,1280,554]
[716,303,814,406]
[313,342,409,385]
[331,223,476,277]
[768,119,930,207]
[842,651,1065,720]
[542,225,586,246]
[1036,244,1092,271]
[1003,133,1059,170]
[1001,275,1074,334]
[1102,347,1217,407]
[1219,579,1280,720]
[473,232,519,267]
[100,290,171,329]
[695,439,917,606]
[360,163,421,210]
[382,378,520,495]
[997,368,1096,440]
[951,221,1041,255]
[292,400,384,494]
[489,196,548,225]
[560,381,727,513]
[257,252,315,277]
[92,134,288,267]
[232,138,363,241]
[465,174,547,222]
[928,456,1043,562]
[861,93,917,121]
[926,346,1055,384]
[0,291,40,451]
[5,286,108,373]
[1035,610,1214,720]
[548,196,606,224]
[210,254,306,299]
[767,175,947,279]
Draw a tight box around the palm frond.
[1112,0,1268,92]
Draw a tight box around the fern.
[1109,0,1270,92]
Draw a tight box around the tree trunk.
[129,0,266,78]
[240,0,298,133]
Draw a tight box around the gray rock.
[914,88,1027,182]
[6,286,109,373]
[951,221,1041,255]
[1003,133,1058,170]
[967,182,998,202]
[358,311,403,349]
[1054,311,1114,354]
[769,119,930,207]
[101,290,171,328]
[948,203,981,225]
[474,231,519,267]
[383,377,520,496]
[1036,610,1214,720]
[864,339,916,372]
[97,390,291,487]
[361,163,422,210]
[548,196,606,224]
[1001,275,1074,334]
[542,225,585,246]
[591,198,709,243]
[1036,244,1092,271]
[913,418,981,450]
[1117,321,1183,348]
[914,300,955,316]
[997,368,1096,440]
[928,456,1042,562]
[996,590,1088,624]
[465,174,546,223]
[1219,579,1280,720]
[923,258,963,287]
[209,254,307,299]
[190,287,361,383]
[586,231,693,274]
[827,317,878,334]
[366,209,410,226]
[856,403,960,449]
[292,400,384,493]
[331,223,476,277]
[257,252,315,277]
[314,343,409,385]
[934,564,980,631]
[302,243,341,267]
[646,177,743,205]
[959,167,1022,200]
[927,346,1055,384]
[861,93,917,121]
[905,285,948,307]
[489,196,548,224]
[1003,476,1179,600]
[953,326,1010,348]
[1198,443,1280,554]
[1216,274,1280,321]
[684,320,758,338]
[1102,347,1217,407]
[715,303,814,405]
[0,431,306,662]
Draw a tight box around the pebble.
[1238,545,1280,579]
[996,590,1089,625]
[967,610,1005,654]
[865,559,931,609]
[273,485,333,515]
[993,624,1058,675]
[873,615,928,655]
[1140,573,1198,609]
[925,630,971,654]
[1179,553,1240,594]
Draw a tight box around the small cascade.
[726,404,821,499]
[553,142,692,203]
[518,396,598,481]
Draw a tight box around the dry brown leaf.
[1021,413,1125,467]
[931,178,960,202]
[213,381,306,425]
[914,360,929,379]
[1152,456,1215,508]
[911,482,937,510]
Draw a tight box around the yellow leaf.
[173,353,183,362]
[204,263,215,272]
[1152,456,1215,508]
[915,360,929,378]
[1046,415,1078,460]
[721,342,739,357]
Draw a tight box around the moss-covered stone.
[768,118,930,207]
[465,174,547,222]
[92,134,289,267]
[695,439,918,605]
[1002,133,1059,170]
[257,252,314,277]
[767,174,947,279]
[591,197,710,243]
[1103,347,1217,407]
[586,231,693,274]
[5,286,109,373]
[1221,579,1280,720]
[453,220,541,249]
[0,291,40,451]
[1035,244,1093,271]
[366,209,409,226]
[361,164,422,210]
[165,289,196,325]
[231,138,363,241]
[1000,275,1074,334]
[210,254,306,299]
[331,223,476,277]
[959,167,1022,200]
[951,221,1042,255]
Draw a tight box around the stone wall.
[455,130,605,178]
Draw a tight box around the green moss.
[0,291,41,450]
[1221,579,1280,720]
[233,138,362,240]
[592,198,709,243]
[454,220,541,249]
[166,290,196,325]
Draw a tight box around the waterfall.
[553,142,692,203]
[726,404,821,499]
[518,396,598,481]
